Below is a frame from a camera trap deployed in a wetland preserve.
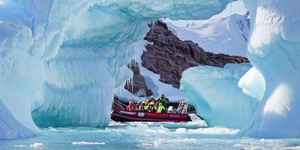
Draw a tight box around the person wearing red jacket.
[126,101,136,111]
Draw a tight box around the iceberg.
[0,99,35,139]
[180,64,259,129]
[0,0,233,139]
[238,0,300,138]
[181,0,300,138]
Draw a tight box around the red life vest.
[126,104,136,111]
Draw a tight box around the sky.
[212,1,247,19]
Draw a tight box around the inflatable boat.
[111,109,192,122]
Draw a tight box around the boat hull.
[111,109,191,122]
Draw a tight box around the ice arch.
[180,64,259,129]
[237,0,300,138]
[0,0,233,139]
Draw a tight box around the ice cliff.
[238,0,300,138]
[181,0,300,138]
[0,0,232,139]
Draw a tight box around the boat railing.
[113,100,127,110]
[182,103,188,114]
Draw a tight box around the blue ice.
[0,0,233,139]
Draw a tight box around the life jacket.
[158,97,169,107]
[148,101,155,106]
[139,104,149,111]
[158,97,168,102]
[147,102,157,113]
[148,98,155,104]
[156,105,165,113]
[126,104,135,111]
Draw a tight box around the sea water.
[1,119,300,150]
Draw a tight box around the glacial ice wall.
[180,64,259,129]
[0,0,233,139]
[0,99,35,139]
[180,0,300,138]
[238,0,300,138]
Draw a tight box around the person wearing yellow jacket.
[147,101,157,113]
[139,101,149,111]
[156,103,165,113]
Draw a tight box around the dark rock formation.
[125,20,249,93]
[141,20,249,88]
[125,60,153,97]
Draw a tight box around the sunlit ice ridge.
[181,0,300,138]
[0,0,234,139]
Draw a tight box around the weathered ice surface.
[180,63,258,129]
[238,0,300,138]
[0,0,233,139]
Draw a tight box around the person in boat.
[147,100,157,113]
[126,101,136,111]
[175,100,186,114]
[157,94,169,108]
[139,101,149,111]
[148,95,156,104]
[135,104,140,111]
[156,103,165,113]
